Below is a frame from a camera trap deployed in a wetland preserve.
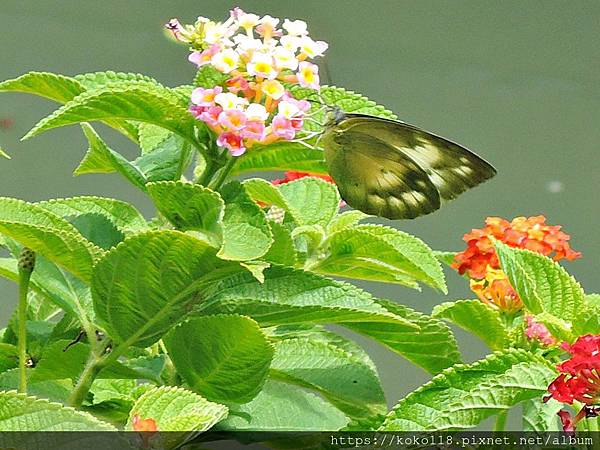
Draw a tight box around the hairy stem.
[17,248,35,394]
[208,155,237,191]
[196,156,216,186]
[67,352,104,407]
[158,339,177,385]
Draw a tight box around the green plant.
[0,7,596,446]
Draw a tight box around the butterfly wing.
[321,113,496,219]
[321,121,441,219]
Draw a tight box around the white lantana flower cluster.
[166,8,328,156]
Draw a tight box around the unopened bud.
[18,248,36,273]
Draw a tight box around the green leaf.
[0,71,140,141]
[432,300,508,350]
[0,197,103,282]
[0,370,72,404]
[219,379,349,431]
[270,335,386,421]
[36,196,147,234]
[533,312,573,342]
[240,261,270,283]
[134,134,191,182]
[262,220,296,266]
[30,341,151,383]
[164,315,273,403]
[0,256,93,323]
[138,123,172,154]
[0,390,116,430]
[290,85,397,132]
[92,230,240,348]
[146,181,224,247]
[194,65,229,88]
[267,324,378,371]
[198,266,416,329]
[74,71,159,90]
[313,225,446,291]
[23,84,200,148]
[434,250,458,267]
[327,210,370,234]
[75,123,147,190]
[278,178,340,227]
[243,178,290,209]
[0,256,84,315]
[348,299,461,374]
[243,177,340,227]
[292,225,326,253]
[586,293,600,306]
[232,142,328,176]
[127,385,227,433]
[522,398,561,431]
[0,147,10,159]
[217,181,273,261]
[69,213,125,250]
[495,240,585,321]
[171,84,195,104]
[381,349,556,431]
[89,378,137,405]
[574,294,600,336]
[0,344,18,373]
[0,72,84,103]
[122,355,166,384]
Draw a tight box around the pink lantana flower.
[191,86,223,107]
[247,52,278,79]
[197,106,223,127]
[188,44,221,67]
[242,120,266,141]
[226,75,251,95]
[524,316,557,347]
[271,115,296,140]
[296,61,320,89]
[217,131,246,156]
[218,109,247,130]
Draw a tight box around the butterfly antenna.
[292,130,321,148]
[304,117,325,126]
[291,139,317,149]
[314,132,324,148]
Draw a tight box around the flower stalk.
[17,248,36,393]
[208,154,238,190]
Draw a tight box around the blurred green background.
[1,1,599,407]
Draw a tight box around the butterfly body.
[321,110,497,219]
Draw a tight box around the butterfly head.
[324,105,347,128]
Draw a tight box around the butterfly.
[320,108,497,219]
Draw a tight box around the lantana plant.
[0,7,597,444]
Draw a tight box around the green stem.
[494,410,507,431]
[208,155,237,191]
[67,352,103,407]
[17,248,35,394]
[175,142,192,180]
[158,340,177,385]
[196,156,216,186]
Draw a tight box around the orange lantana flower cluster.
[453,215,581,312]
